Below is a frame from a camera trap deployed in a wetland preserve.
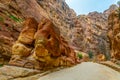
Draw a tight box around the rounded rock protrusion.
[12,42,32,57]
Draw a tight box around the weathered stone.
[0,30,14,65]
[0,0,24,64]
[0,65,40,80]
[9,18,79,70]
[95,54,106,61]
[108,11,120,60]
[69,5,117,58]
[12,41,32,56]
[0,0,76,64]
[15,0,76,41]
[0,35,13,57]
[34,18,61,57]
[1,0,117,65]
[18,18,38,44]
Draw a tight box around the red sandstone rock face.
[0,0,119,64]
[68,5,117,59]
[15,0,76,40]
[108,11,120,60]
[0,0,24,63]
[9,18,79,70]
[0,0,76,64]
[18,18,38,45]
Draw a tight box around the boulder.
[0,65,40,80]
[12,42,32,56]
[18,18,38,44]
[95,54,106,61]
[9,18,79,70]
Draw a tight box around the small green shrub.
[0,17,4,22]
[88,51,93,59]
[117,63,120,66]
[9,14,23,22]
[4,11,23,22]
[77,53,83,59]
[0,26,2,30]
[0,64,3,67]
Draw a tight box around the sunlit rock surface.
[0,0,118,62]
[108,10,120,60]
[9,18,79,70]
[69,5,118,58]
[15,0,76,40]
[0,0,76,64]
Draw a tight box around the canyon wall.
[15,0,76,40]
[108,10,120,60]
[0,0,24,62]
[0,0,119,63]
[69,5,117,59]
[0,0,76,63]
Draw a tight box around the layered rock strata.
[0,0,76,64]
[108,10,120,60]
[15,0,76,40]
[69,5,118,59]
[9,18,79,70]
[0,0,24,64]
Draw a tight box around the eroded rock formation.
[68,5,118,59]
[0,0,76,64]
[9,18,79,70]
[15,0,76,40]
[108,11,120,60]
[0,0,24,64]
[0,0,119,65]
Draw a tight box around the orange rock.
[34,18,61,57]
[18,18,38,45]
[9,18,79,70]
[108,11,120,60]
[12,41,32,57]
[96,54,106,61]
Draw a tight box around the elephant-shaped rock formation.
[9,18,79,70]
